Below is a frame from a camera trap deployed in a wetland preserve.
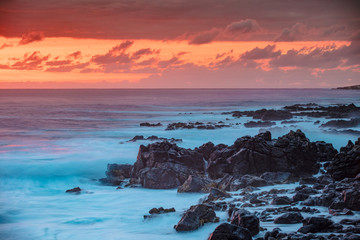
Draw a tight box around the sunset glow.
[0,0,359,88]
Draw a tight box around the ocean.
[0,89,359,240]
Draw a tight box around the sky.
[0,0,359,88]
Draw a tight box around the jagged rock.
[205,188,232,202]
[264,228,288,240]
[231,209,260,236]
[244,121,276,128]
[327,139,360,180]
[343,187,360,211]
[208,130,322,180]
[65,187,81,193]
[100,163,132,186]
[131,141,204,189]
[208,223,252,240]
[292,192,309,202]
[260,172,294,184]
[298,217,342,233]
[274,212,304,224]
[177,175,215,193]
[321,118,360,128]
[174,204,217,231]
[139,122,162,127]
[271,196,292,205]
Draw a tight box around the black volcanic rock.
[208,223,252,240]
[131,141,204,189]
[174,204,218,231]
[231,209,260,236]
[100,163,132,186]
[244,120,276,128]
[271,196,292,205]
[327,139,360,181]
[177,175,214,193]
[321,118,360,128]
[274,212,303,224]
[139,122,162,127]
[66,187,81,193]
[298,217,342,233]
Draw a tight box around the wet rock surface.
[208,223,252,240]
[174,204,218,231]
[65,187,81,193]
[327,139,360,181]
[166,121,230,130]
[101,128,360,239]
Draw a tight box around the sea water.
[0,89,359,240]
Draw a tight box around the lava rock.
[174,204,218,231]
[178,175,215,193]
[271,196,292,205]
[208,223,252,240]
[231,209,260,236]
[274,212,304,224]
[327,139,360,180]
[65,187,81,193]
[298,217,342,233]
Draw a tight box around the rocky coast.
[100,129,360,240]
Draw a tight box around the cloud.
[158,56,183,68]
[189,28,221,45]
[46,62,89,72]
[11,51,50,70]
[241,45,281,59]
[110,41,134,53]
[66,51,82,59]
[46,60,72,66]
[19,31,45,45]
[269,45,351,69]
[225,19,260,34]
[274,23,307,42]
[0,43,13,50]
[132,48,160,60]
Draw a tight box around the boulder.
[271,196,292,205]
[298,217,341,233]
[208,130,321,180]
[131,141,204,189]
[274,212,304,224]
[260,172,293,184]
[343,187,360,211]
[327,139,360,181]
[177,175,215,193]
[65,187,81,193]
[100,163,132,186]
[205,188,232,202]
[174,204,218,231]
[231,209,260,236]
[208,223,252,240]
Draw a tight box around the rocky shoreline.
[97,129,360,240]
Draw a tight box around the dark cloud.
[1,0,358,41]
[46,62,89,72]
[269,44,359,69]
[132,48,160,60]
[158,56,183,68]
[241,45,281,59]
[46,60,72,66]
[66,51,82,59]
[19,31,45,45]
[11,51,50,70]
[189,28,221,45]
[274,23,307,42]
[0,42,13,49]
[225,19,260,33]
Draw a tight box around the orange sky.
[0,0,359,88]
